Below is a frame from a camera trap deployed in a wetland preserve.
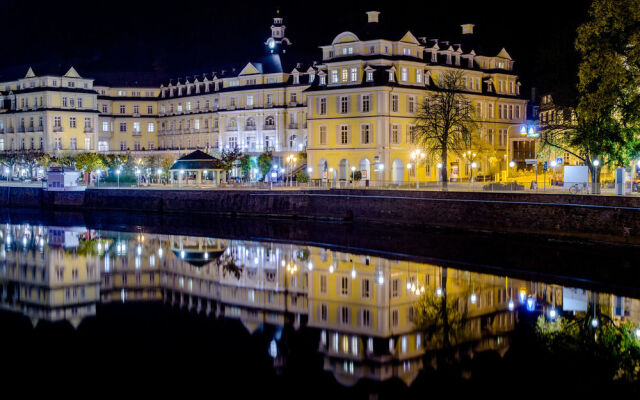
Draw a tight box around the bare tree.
[415,70,477,190]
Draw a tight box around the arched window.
[289,134,297,149]
[228,118,237,129]
[246,117,256,128]
[265,116,275,128]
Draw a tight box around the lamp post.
[135,168,141,187]
[157,168,163,185]
[406,163,412,188]
[550,160,557,187]
[116,168,121,188]
[509,161,516,184]
[471,162,477,188]
[95,169,101,187]
[351,166,356,187]
[286,154,296,187]
[4,167,9,182]
[329,167,334,188]
[411,150,426,189]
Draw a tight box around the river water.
[1,210,639,396]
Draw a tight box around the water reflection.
[1,223,639,387]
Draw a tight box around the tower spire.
[265,11,291,54]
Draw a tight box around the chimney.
[366,11,380,23]
[461,24,475,35]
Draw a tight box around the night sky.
[2,0,589,99]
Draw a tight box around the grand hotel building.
[0,11,533,183]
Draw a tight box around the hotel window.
[102,121,109,132]
[119,104,126,114]
[177,103,183,112]
[401,68,408,82]
[340,307,350,325]
[85,138,91,150]
[350,68,358,82]
[487,128,494,145]
[309,74,315,83]
[340,125,349,145]
[320,75,326,85]
[391,124,400,144]
[290,93,297,104]
[84,117,91,128]
[515,105,521,119]
[55,138,62,150]
[102,104,107,113]
[319,97,327,115]
[320,274,327,294]
[229,98,235,107]
[361,278,371,299]
[498,104,503,119]
[360,124,371,144]
[320,304,328,322]
[77,97,83,108]
[366,71,373,82]
[133,141,141,151]
[499,128,507,146]
[391,94,399,112]
[408,96,416,113]
[407,125,417,144]
[488,103,494,118]
[392,278,400,298]
[361,309,371,327]
[340,96,349,114]
[133,105,139,114]
[319,126,328,145]
[119,122,127,132]
[133,122,141,134]
[341,69,348,82]
[69,117,76,128]
[416,69,422,83]
[147,123,154,132]
[361,95,370,112]
[62,97,68,107]
[69,138,77,150]
[331,70,338,83]
[148,142,154,150]
[341,276,349,296]
[266,94,273,105]
[68,81,75,88]
[54,116,61,127]
[508,105,513,120]
[247,95,254,106]
[388,71,395,81]
[70,97,75,107]
[392,309,399,327]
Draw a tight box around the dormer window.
[293,74,299,84]
[350,68,358,82]
[320,75,326,85]
[369,46,375,54]
[366,71,373,82]
[388,71,395,82]
[431,51,437,62]
[416,70,422,83]
[401,68,408,82]
[309,74,315,83]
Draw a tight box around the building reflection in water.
[0,223,639,386]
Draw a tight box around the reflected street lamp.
[116,168,121,188]
[351,166,356,187]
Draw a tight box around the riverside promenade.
[1,185,640,245]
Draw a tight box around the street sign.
[556,157,563,165]
[524,158,537,165]
[543,162,548,172]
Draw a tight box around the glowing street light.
[351,166,356,186]
[411,150,426,189]
[116,168,121,188]
[509,160,516,183]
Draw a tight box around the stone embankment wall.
[1,186,639,244]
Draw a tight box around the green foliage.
[536,314,640,383]
[415,289,468,349]
[257,150,273,180]
[75,153,106,173]
[220,147,242,171]
[295,169,309,183]
[239,154,252,177]
[352,170,362,181]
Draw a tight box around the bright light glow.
[508,300,515,311]
[307,167,313,173]
[158,248,163,258]
[329,168,334,172]
[136,245,142,255]
[593,160,600,167]
[509,161,516,168]
[635,328,640,338]
[307,262,313,270]
[254,257,259,265]
[591,318,599,328]
[470,293,477,304]
[22,236,27,246]
[519,290,527,303]
[269,340,277,358]
[436,287,443,297]
[437,163,442,168]
[377,275,384,285]
[550,161,557,167]
[157,168,162,175]
[407,281,412,290]
[407,163,412,170]
[351,166,356,172]
[526,297,535,311]
[329,265,334,273]
[471,162,477,169]
[204,252,209,260]
[180,250,185,259]
[549,308,557,319]
[351,269,356,279]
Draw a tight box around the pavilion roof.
[169,150,225,170]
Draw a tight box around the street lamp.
[135,168,141,187]
[410,150,426,189]
[116,168,121,188]
[286,154,297,187]
[471,162,477,186]
[509,161,516,183]
[351,166,356,187]
[4,167,9,181]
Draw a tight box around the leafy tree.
[415,70,477,190]
[75,153,106,184]
[220,147,242,172]
[257,150,273,181]
[239,154,252,179]
[160,155,175,174]
[542,0,640,193]
[295,169,309,183]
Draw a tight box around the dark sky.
[2,0,590,98]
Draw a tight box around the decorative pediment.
[239,62,261,76]
[332,31,360,44]
[25,67,36,78]
[399,31,420,44]
[497,48,512,60]
[64,67,81,78]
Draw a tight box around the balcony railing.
[84,127,94,133]
[27,126,34,132]
[226,126,238,131]
[287,123,298,129]
[245,125,256,131]
[17,127,25,133]
[263,124,276,130]
[53,126,63,132]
